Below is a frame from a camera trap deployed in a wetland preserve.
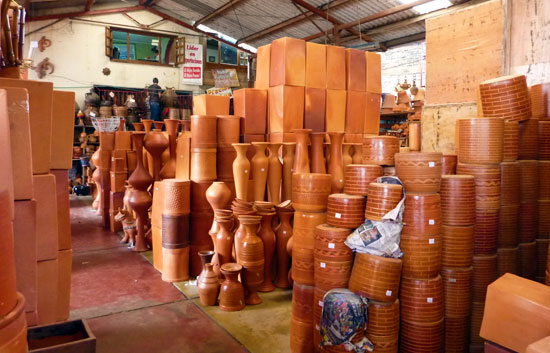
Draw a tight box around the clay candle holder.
[219,263,245,311]
[343,164,383,196]
[540,121,550,160]
[310,132,326,174]
[251,142,269,201]
[328,131,345,193]
[503,120,519,161]
[232,143,251,200]
[281,143,296,201]
[401,193,441,236]
[441,225,474,268]
[326,194,366,229]
[441,266,472,318]
[400,318,444,353]
[395,151,443,193]
[441,154,457,175]
[440,175,475,226]
[497,247,519,276]
[362,135,400,166]
[500,162,520,206]
[291,173,332,212]
[348,253,402,302]
[190,115,217,148]
[400,275,444,323]
[472,254,497,302]
[479,74,531,121]
[456,163,501,209]
[518,118,540,160]
[293,129,311,174]
[457,118,504,164]
[364,182,403,221]
[519,160,539,203]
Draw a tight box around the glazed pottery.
[274,208,293,288]
[293,129,311,173]
[198,264,220,306]
[310,132,326,174]
[267,143,282,204]
[342,143,353,167]
[219,263,245,311]
[257,212,276,292]
[144,130,168,181]
[327,132,345,193]
[239,216,264,304]
[251,142,269,201]
[232,143,251,200]
[159,119,179,179]
[282,143,296,201]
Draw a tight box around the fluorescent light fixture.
[398,0,452,14]
[196,23,257,53]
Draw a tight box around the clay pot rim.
[0,292,25,330]
[198,250,215,256]
[251,141,269,146]
[220,262,242,273]
[232,143,251,147]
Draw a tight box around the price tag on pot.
[386,290,392,297]
[318,301,323,307]
[320,262,326,268]
[449,278,457,283]
[427,297,433,303]
[328,243,335,249]
[429,219,435,225]
[429,238,435,245]
[335,213,342,219]
[429,161,435,167]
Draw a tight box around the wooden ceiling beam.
[84,0,95,12]
[194,0,245,27]
[27,5,145,22]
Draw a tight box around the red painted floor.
[69,196,249,353]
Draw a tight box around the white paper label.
[427,297,433,303]
[318,300,323,307]
[428,161,435,167]
[429,219,435,225]
[335,213,342,219]
[328,243,335,249]
[291,168,294,172]
[449,278,457,283]
[282,230,286,235]
[339,179,343,183]
[386,290,392,296]
[429,238,435,245]
[320,262,326,268]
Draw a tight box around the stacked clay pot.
[217,116,240,199]
[362,136,400,166]
[530,83,550,118]
[189,180,214,276]
[238,214,264,306]
[479,75,532,122]
[291,173,331,353]
[538,121,550,283]
[190,115,217,181]
[440,175,475,353]
[394,152,443,193]
[518,159,538,280]
[364,182,403,221]
[441,155,457,175]
[343,164,383,196]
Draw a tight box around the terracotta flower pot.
[457,118,504,164]
[472,254,497,302]
[144,131,168,182]
[503,120,519,162]
[343,164,383,196]
[219,263,245,311]
[282,143,296,201]
[232,143,251,200]
[456,163,501,209]
[362,135,400,166]
[190,148,217,181]
[258,211,276,292]
[395,152,443,193]
[479,74,531,122]
[274,208,294,288]
[348,253,402,302]
[326,193,366,229]
[441,154,457,175]
[198,263,220,306]
[441,225,474,268]
[327,131,345,193]
[293,129,311,174]
[519,118,540,160]
[365,182,403,221]
[217,115,240,147]
[400,275,444,323]
[191,115,218,148]
[400,318,444,353]
[291,282,314,323]
[440,175,475,226]
[309,132,326,174]
[159,119,179,179]
[267,143,282,204]
[291,173,332,212]
[367,299,400,338]
[251,142,269,201]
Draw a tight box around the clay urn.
[206,182,232,234]
[251,142,269,201]
[198,250,215,282]
[215,217,235,269]
[267,143,282,204]
[293,129,311,173]
[233,143,251,200]
[219,263,245,311]
[198,263,220,306]
[328,131,345,193]
[144,131,168,181]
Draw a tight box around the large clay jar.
[234,214,256,264]
[282,143,296,201]
[328,132,345,193]
[219,263,245,311]
[239,216,264,305]
[342,143,353,167]
[267,143,282,204]
[233,143,251,200]
[310,132,326,174]
[198,263,220,306]
[215,218,234,269]
[251,142,269,201]
[206,182,232,234]
[160,119,179,179]
[293,129,311,173]
[275,208,294,288]
[258,212,276,292]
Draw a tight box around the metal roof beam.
[194,0,245,27]
[84,0,94,12]
[27,5,146,22]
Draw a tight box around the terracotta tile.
[345,90,366,133]
[33,174,59,261]
[364,92,381,134]
[304,87,326,132]
[175,132,191,181]
[268,85,304,133]
[326,89,346,132]
[255,44,270,89]
[233,88,267,134]
[306,43,326,89]
[365,52,382,94]
[51,170,71,250]
[193,95,230,116]
[51,91,75,169]
[270,37,306,87]
[13,200,37,315]
[326,45,346,90]
[345,48,366,92]
[56,249,72,322]
[37,258,58,325]
[114,131,132,151]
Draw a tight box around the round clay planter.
[282,143,296,202]
[348,253,402,302]
[293,211,327,250]
[0,292,27,353]
[364,182,403,221]
[474,208,499,254]
[290,316,313,353]
[497,247,519,276]
[441,225,474,268]
[144,130,168,181]
[310,132,326,174]
[445,316,469,353]
[518,118,540,160]
[368,333,398,353]
[293,129,311,174]
[239,216,264,305]
[313,286,326,327]
[498,204,519,247]
[540,161,550,200]
[198,263,220,306]
[219,263,245,311]
[217,146,237,180]
[399,318,444,353]
[274,209,294,289]
[362,135,400,166]
[503,120,519,161]
[190,115,217,148]
[343,164,383,196]
[472,254,497,302]
[314,224,353,262]
[400,275,444,323]
[314,257,352,291]
[217,115,240,147]
[440,154,457,175]
[470,301,485,345]
[518,241,536,280]
[291,173,331,212]
[394,151,443,193]
[500,162,520,206]
[233,143,251,201]
[479,74,531,121]
[400,233,442,279]
[327,132,345,193]
[440,175,475,226]
[518,160,539,202]
[531,83,550,118]
[457,118,504,164]
[161,212,190,250]
[163,179,191,215]
[291,283,314,322]
[292,247,315,286]
[540,200,550,238]
[456,163,501,209]
[190,148,217,181]
[402,193,441,236]
[536,239,549,277]
[326,193,366,229]
[161,246,190,282]
[539,120,550,160]
[366,299,400,338]
[408,121,421,151]
[441,266,472,318]
[519,201,538,243]
[267,143,282,204]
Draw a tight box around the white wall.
[380,41,426,94]
[25,10,205,107]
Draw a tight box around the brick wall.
[380,41,426,94]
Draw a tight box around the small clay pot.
[219,263,245,311]
[198,263,220,306]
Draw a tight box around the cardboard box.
[304,88,326,132]
[175,132,191,181]
[268,85,304,133]
[326,45,346,90]
[233,88,267,134]
[56,249,72,322]
[0,78,53,174]
[255,44,270,89]
[114,131,132,150]
[345,90,367,133]
[37,258,58,325]
[13,200,37,316]
[269,132,296,143]
[51,170,71,250]
[346,48,366,92]
[51,91,75,169]
[270,37,306,87]
[6,87,33,200]
[306,43,326,89]
[480,274,550,353]
[364,92,381,134]
[326,89,346,132]
[33,174,59,261]
[193,94,230,116]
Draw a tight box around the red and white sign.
[182,43,203,85]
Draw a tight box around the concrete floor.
[70,196,291,353]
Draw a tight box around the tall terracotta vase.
[293,129,311,174]
[219,263,245,311]
[343,143,353,167]
[310,132,326,174]
[206,182,232,235]
[142,119,153,174]
[251,142,269,201]
[328,131,345,193]
[282,143,296,201]
[144,131,168,182]
[160,119,179,179]
[233,143,251,200]
[267,143,282,204]
[258,211,276,292]
[274,208,294,288]
[239,215,264,305]
[215,218,234,269]
[128,132,153,252]
[91,150,101,211]
[234,214,256,264]
[198,263,220,306]
[352,143,362,164]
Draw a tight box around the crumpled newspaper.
[345,176,405,258]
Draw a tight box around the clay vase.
[219,263,245,311]
[258,212,277,292]
[142,119,154,173]
[234,216,254,265]
[206,182,232,234]
[293,129,311,174]
[133,122,144,131]
[251,142,269,201]
[128,132,154,252]
[282,143,296,201]
[328,132,345,193]
[267,143,282,204]
[198,250,215,282]
[215,218,235,269]
[233,143,251,200]
[274,209,294,288]
[144,131,168,181]
[343,143,353,167]
[153,121,164,130]
[239,216,264,305]
[198,263,220,306]
[310,132,326,174]
[160,119,179,179]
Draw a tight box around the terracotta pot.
[219,263,245,311]
[470,302,485,345]
[440,175,475,226]
[456,163,501,209]
[519,201,538,243]
[144,131,168,181]
[217,115,240,147]
[362,136,400,166]
[536,239,549,278]
[291,173,331,212]
[348,253,402,302]
[472,254,497,302]
[217,146,237,180]
[519,160,538,202]
[293,129,311,173]
[342,143,353,167]
[198,250,215,281]
[257,212,276,292]
[206,181,232,235]
[233,143,250,200]
[519,118,540,160]
[540,200,550,238]
[479,74,531,121]
[474,207,499,254]
[251,142,269,201]
[500,162,520,206]
[314,224,353,262]
[540,120,550,160]
[314,257,352,291]
[441,225,474,268]
[190,243,213,277]
[191,115,217,148]
[163,179,191,215]
[518,241,536,280]
[539,161,550,200]
[457,118,504,164]
[498,204,519,247]
[400,275,444,323]
[293,211,327,251]
[239,215,264,305]
[441,266,472,318]
[282,143,296,201]
[395,152,443,193]
[445,316,469,353]
[291,283,314,323]
[497,247,518,276]
[441,154,457,175]
[215,218,234,271]
[159,119,178,179]
[365,182,402,221]
[0,292,27,353]
[503,120,519,161]
[274,209,294,288]
[343,164,383,196]
[290,316,313,353]
[181,120,191,132]
[161,247,190,282]
[402,193,441,236]
[401,232,442,279]
[367,299,400,338]
[309,132,326,174]
[408,121,421,151]
[267,143,282,204]
[400,318,444,353]
[326,193,366,229]
[191,181,214,211]
[327,132,345,193]
[190,148,217,181]
[351,143,362,164]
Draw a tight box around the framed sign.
[183,43,203,85]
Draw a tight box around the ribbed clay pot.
[206,181,232,234]
[233,143,251,200]
[239,216,264,305]
[328,132,345,193]
[198,263,220,306]
[343,164,383,196]
[310,132,326,174]
[215,218,234,270]
[293,129,311,173]
[282,143,296,201]
[267,143,282,204]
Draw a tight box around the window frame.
[202,36,250,68]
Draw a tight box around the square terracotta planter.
[56,249,72,322]
[175,132,191,180]
[193,94,229,116]
[345,48,366,92]
[37,259,58,325]
[233,88,267,134]
[345,90,367,133]
[33,174,59,261]
[51,170,71,250]
[268,85,304,133]
[326,45,346,90]
[304,88,325,132]
[114,131,132,151]
[325,89,346,132]
[269,37,306,87]
[254,44,270,89]
[13,199,37,315]
[365,52,382,94]
[51,91,75,169]
[305,43,326,89]
[364,93,381,134]
[28,319,96,353]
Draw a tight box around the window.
[203,37,250,67]
[220,42,238,65]
[206,38,219,63]
[105,27,184,67]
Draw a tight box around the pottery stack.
[362,135,400,177]
[290,173,331,353]
[394,151,444,353]
[537,121,550,283]
[440,175,475,353]
[456,117,504,351]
